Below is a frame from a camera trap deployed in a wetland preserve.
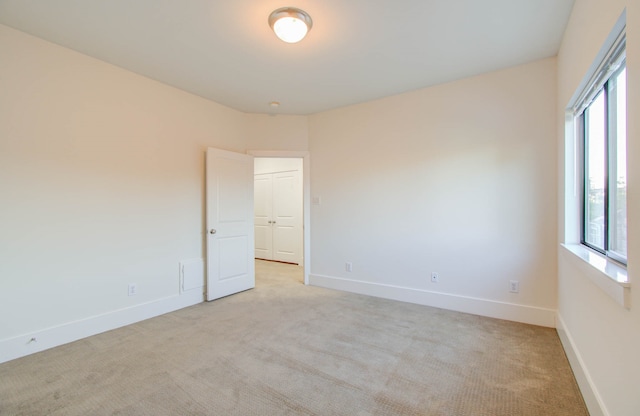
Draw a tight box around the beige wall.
[246,114,308,151]
[0,24,307,361]
[308,58,558,326]
[557,1,639,415]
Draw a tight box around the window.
[563,13,629,307]
[577,35,627,264]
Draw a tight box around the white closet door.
[253,170,302,264]
[254,173,273,260]
[272,171,302,264]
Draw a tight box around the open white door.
[206,148,255,301]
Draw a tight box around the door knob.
[210,229,217,234]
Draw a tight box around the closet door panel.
[254,173,273,260]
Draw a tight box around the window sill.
[561,244,630,309]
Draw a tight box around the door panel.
[272,171,301,264]
[218,236,249,279]
[206,148,254,301]
[253,173,273,259]
[273,226,297,258]
[253,225,271,259]
[218,160,251,222]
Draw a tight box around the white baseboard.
[0,290,204,364]
[556,314,608,416]
[309,274,556,328]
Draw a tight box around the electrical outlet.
[431,272,439,283]
[128,283,138,296]
[509,280,519,293]
[345,262,353,272]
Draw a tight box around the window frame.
[577,38,627,266]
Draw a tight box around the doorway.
[248,151,310,285]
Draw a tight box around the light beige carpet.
[0,260,588,415]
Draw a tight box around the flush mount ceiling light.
[268,7,313,43]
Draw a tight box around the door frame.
[248,150,310,285]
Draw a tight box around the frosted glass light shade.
[273,16,308,43]
[269,7,313,43]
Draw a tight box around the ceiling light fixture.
[268,7,313,43]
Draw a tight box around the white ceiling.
[0,0,575,115]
